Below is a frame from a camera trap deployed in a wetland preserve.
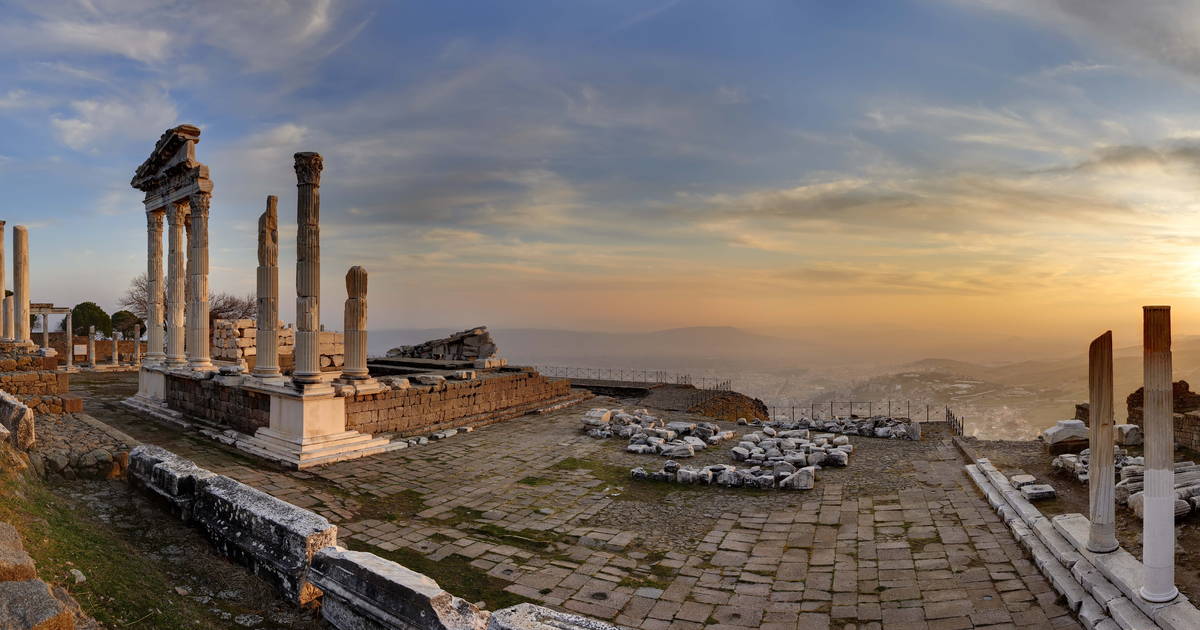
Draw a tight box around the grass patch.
[355,488,428,522]
[618,573,671,590]
[467,523,562,553]
[0,463,221,628]
[517,476,553,486]
[345,538,532,610]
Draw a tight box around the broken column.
[292,152,323,388]
[86,325,96,367]
[339,266,372,383]
[13,225,29,345]
[1087,331,1118,553]
[146,209,165,363]
[252,195,282,380]
[1141,305,1179,603]
[64,310,73,369]
[165,201,187,367]
[186,192,213,370]
[40,314,48,353]
[1,295,10,342]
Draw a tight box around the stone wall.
[48,334,144,363]
[345,370,572,437]
[1123,380,1200,451]
[0,370,68,396]
[165,373,271,434]
[210,319,342,371]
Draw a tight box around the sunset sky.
[4,1,1200,348]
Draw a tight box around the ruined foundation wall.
[165,374,271,434]
[48,334,144,362]
[211,319,343,370]
[346,370,572,436]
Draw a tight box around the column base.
[1140,585,1180,603]
[135,366,167,401]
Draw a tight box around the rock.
[662,460,680,473]
[1020,484,1057,501]
[411,374,447,386]
[1116,424,1143,446]
[832,436,849,446]
[0,580,74,630]
[779,467,816,490]
[626,444,656,455]
[630,467,647,481]
[823,450,848,467]
[730,447,750,462]
[808,452,827,467]
[1042,419,1089,445]
[0,523,35,582]
[1010,474,1037,488]
[682,436,707,450]
[660,443,695,458]
[70,568,86,584]
[488,602,624,630]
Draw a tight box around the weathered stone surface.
[0,580,72,630]
[1010,474,1037,488]
[0,390,35,451]
[387,326,499,362]
[192,474,336,604]
[487,603,622,630]
[0,522,35,582]
[1042,419,1089,445]
[779,466,816,490]
[1116,423,1143,446]
[310,547,489,630]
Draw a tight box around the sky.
[6,1,1200,352]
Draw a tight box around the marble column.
[64,310,73,369]
[40,314,48,352]
[1141,305,1179,603]
[165,201,187,367]
[133,323,142,365]
[187,192,213,370]
[253,196,282,379]
[86,325,96,367]
[341,266,369,381]
[3,296,13,342]
[146,209,165,363]
[13,226,28,345]
[111,333,119,366]
[0,221,7,342]
[1088,331,1118,553]
[293,152,324,387]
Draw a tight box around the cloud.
[50,89,178,151]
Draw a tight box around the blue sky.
[5,0,1200,342]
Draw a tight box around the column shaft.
[1088,331,1118,552]
[1141,305,1179,602]
[165,202,187,367]
[134,324,141,365]
[0,221,7,342]
[13,226,29,344]
[253,196,281,378]
[187,193,213,369]
[65,311,72,368]
[146,209,165,362]
[111,334,119,365]
[87,325,95,366]
[3,296,13,342]
[40,314,48,351]
[293,153,324,386]
[342,266,369,380]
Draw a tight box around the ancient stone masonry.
[0,390,34,451]
[212,319,295,363]
[340,266,369,382]
[343,370,573,436]
[387,326,499,363]
[166,373,272,434]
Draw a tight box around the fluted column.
[187,192,213,370]
[165,201,187,367]
[253,196,282,379]
[133,323,141,365]
[64,311,73,368]
[1088,331,1118,553]
[111,333,119,365]
[1141,305,1179,603]
[3,296,13,342]
[40,314,48,352]
[0,221,7,342]
[13,226,29,345]
[293,152,324,387]
[146,209,165,363]
[86,325,95,367]
[341,266,369,380]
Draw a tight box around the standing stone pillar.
[13,226,29,345]
[86,325,96,367]
[341,266,370,381]
[186,192,213,370]
[1088,331,1118,553]
[40,314,48,352]
[253,196,282,379]
[1141,305,1179,603]
[165,201,187,367]
[64,310,73,369]
[0,221,7,342]
[133,323,142,365]
[293,152,324,387]
[111,334,119,366]
[1,295,10,342]
[146,209,165,363]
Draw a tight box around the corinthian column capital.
[294,152,324,186]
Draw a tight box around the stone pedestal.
[1141,305,1179,603]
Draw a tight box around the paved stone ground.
[72,372,1085,629]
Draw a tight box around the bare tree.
[119,274,256,323]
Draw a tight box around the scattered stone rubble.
[751,415,922,440]
[1052,449,1200,520]
[1008,473,1057,501]
[631,459,818,490]
[580,408,736,458]
[386,326,499,361]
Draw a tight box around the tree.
[111,310,143,338]
[70,302,111,337]
[119,273,255,323]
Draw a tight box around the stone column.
[13,226,28,344]
[253,195,282,379]
[64,310,73,369]
[133,323,142,365]
[0,221,7,342]
[111,333,119,366]
[146,209,165,363]
[40,314,48,352]
[293,152,324,387]
[1,296,9,342]
[165,201,187,367]
[1141,305,1179,603]
[1088,331,1118,553]
[86,325,96,367]
[187,192,213,370]
[341,266,369,381]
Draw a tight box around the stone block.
[0,522,36,582]
[0,580,72,629]
[128,445,217,521]
[1021,484,1057,501]
[192,474,336,604]
[309,547,488,630]
[487,603,622,629]
[1116,424,1143,446]
[1042,419,1089,445]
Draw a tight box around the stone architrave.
[341,266,369,381]
[253,196,282,380]
[292,152,324,388]
[145,210,165,363]
[1087,331,1118,553]
[186,192,213,370]
[165,201,188,368]
[86,326,96,367]
[64,310,73,369]
[1141,305,1179,603]
[12,226,29,345]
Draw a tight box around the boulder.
[660,443,695,459]
[0,580,73,630]
[824,450,848,467]
[0,523,35,582]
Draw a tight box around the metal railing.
[946,406,966,436]
[535,365,732,391]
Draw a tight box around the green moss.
[345,538,532,610]
[355,488,428,522]
[517,476,553,486]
